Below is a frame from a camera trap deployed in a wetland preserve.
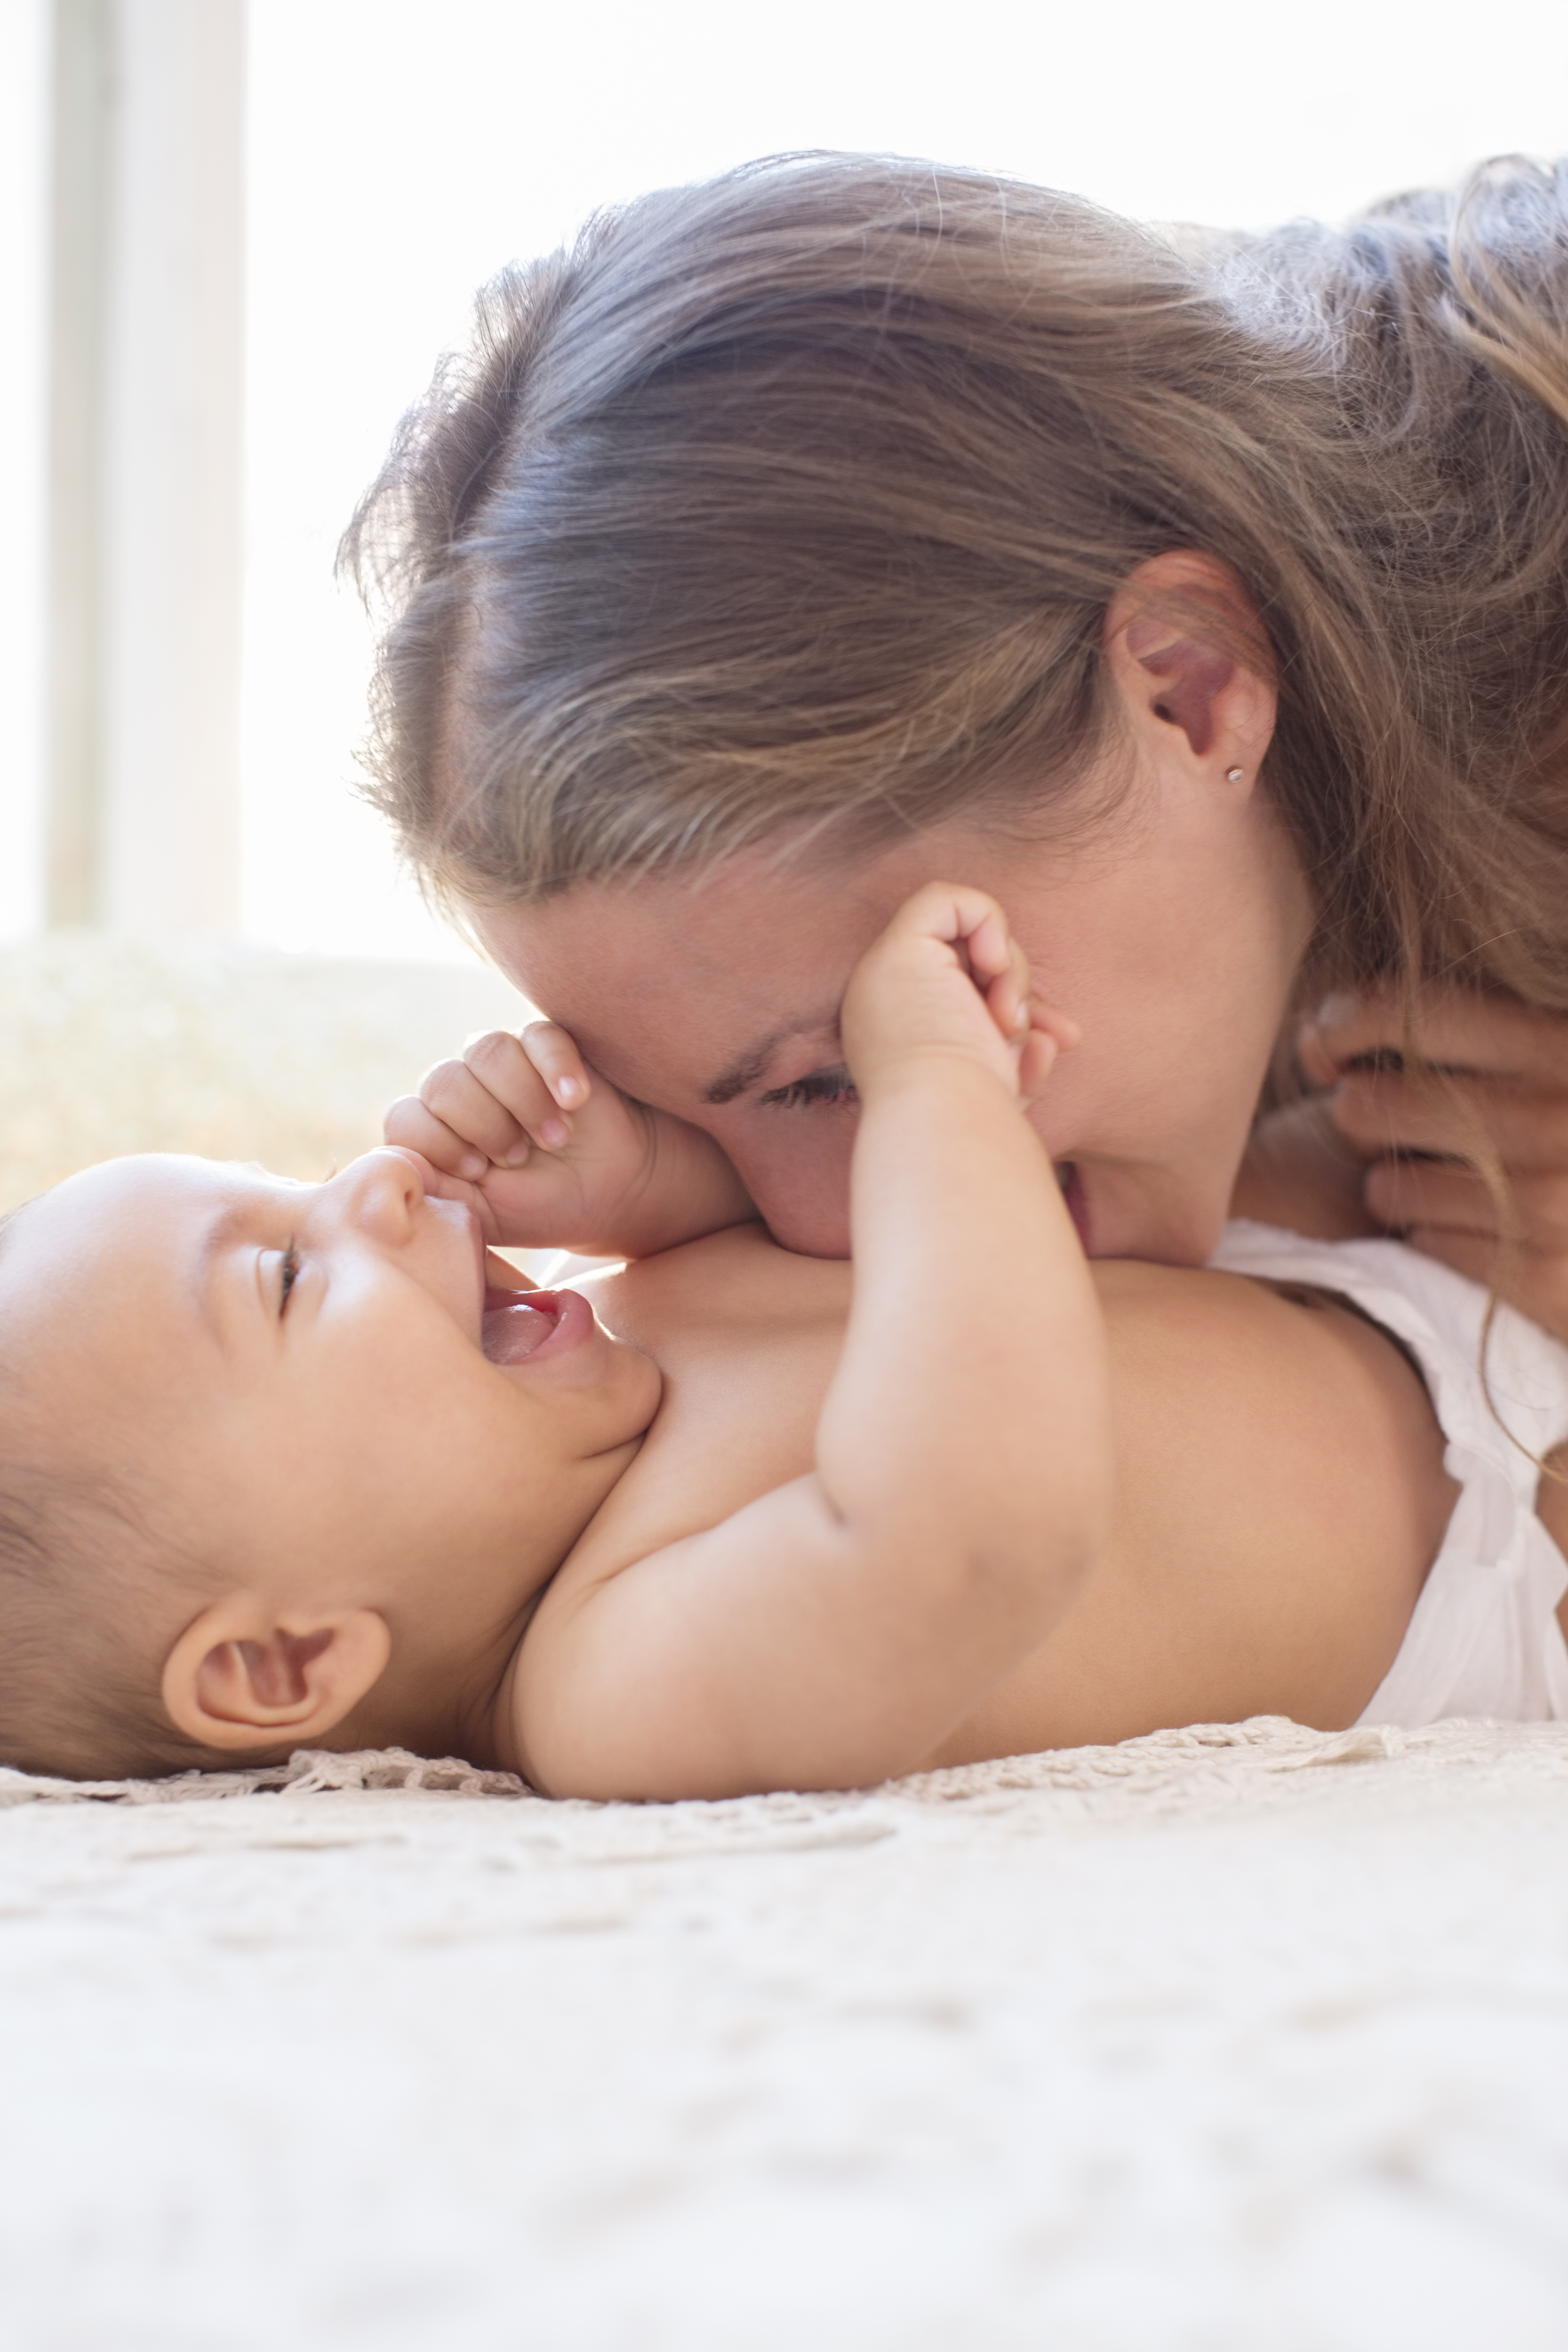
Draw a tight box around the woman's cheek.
[720,1117,857,1259]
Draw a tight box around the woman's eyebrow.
[702,1012,840,1105]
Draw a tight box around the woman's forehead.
[474,838,929,1004]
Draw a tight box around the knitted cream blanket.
[3,1715,1567,2350]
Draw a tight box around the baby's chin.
[493,1304,663,1465]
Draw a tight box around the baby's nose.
[334,1147,429,1239]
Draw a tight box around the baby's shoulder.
[582,1220,850,1346]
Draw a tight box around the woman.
[348,150,1568,1319]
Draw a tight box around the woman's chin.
[1073,1165,1228,1269]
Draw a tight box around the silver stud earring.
[1225,766,1245,783]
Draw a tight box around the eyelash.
[279,1242,300,1313]
[760,1069,860,1110]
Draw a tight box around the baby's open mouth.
[481,1286,562,1365]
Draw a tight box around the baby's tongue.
[481,1292,557,1365]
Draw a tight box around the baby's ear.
[161,1597,391,1752]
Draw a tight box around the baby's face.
[1,1150,660,1655]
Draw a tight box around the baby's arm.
[385,1021,754,1258]
[511,885,1112,1800]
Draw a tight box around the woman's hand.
[1299,985,1568,1341]
[384,1021,752,1257]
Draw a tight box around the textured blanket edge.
[3,1714,1561,1812]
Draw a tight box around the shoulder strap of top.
[1209,1221,1568,1478]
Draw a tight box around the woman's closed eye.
[758,1066,860,1110]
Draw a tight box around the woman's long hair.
[342,150,1568,1013]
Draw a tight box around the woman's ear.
[160,1596,392,1752]
[1102,549,1277,778]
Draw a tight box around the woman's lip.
[1057,1162,1092,1251]
[481,1287,594,1367]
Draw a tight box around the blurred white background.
[4,0,1568,963]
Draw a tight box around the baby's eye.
[278,1243,300,1314]
[759,1067,860,1111]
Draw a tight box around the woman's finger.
[1329,1070,1568,1173]
[1304,986,1568,1088]
[1365,1160,1568,1250]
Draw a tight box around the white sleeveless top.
[1209,1221,1568,1726]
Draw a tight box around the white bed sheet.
[2,1715,1567,2351]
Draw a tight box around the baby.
[2,887,1565,1796]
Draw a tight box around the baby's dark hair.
[0,1441,204,1780]
[0,1207,261,1783]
